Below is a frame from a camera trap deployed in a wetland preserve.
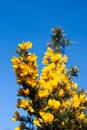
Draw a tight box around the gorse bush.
[11,27,87,130]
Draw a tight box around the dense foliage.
[11,27,87,130]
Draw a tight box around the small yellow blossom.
[42,47,54,64]
[72,83,78,89]
[18,41,32,50]
[39,111,54,124]
[60,74,68,83]
[48,99,60,110]
[79,93,85,102]
[12,117,17,122]
[38,90,49,98]
[51,53,62,62]
[19,99,29,109]
[23,88,30,95]
[61,55,68,63]
[62,121,65,125]
[72,94,80,108]
[58,89,64,97]
[62,100,71,107]
[15,127,21,130]
[78,112,85,120]
[28,106,34,113]
[66,83,71,90]
[33,118,41,127]
[27,54,37,62]
[46,47,54,57]
[11,57,20,64]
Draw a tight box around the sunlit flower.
[33,118,41,127]
[39,111,54,124]
[18,41,32,50]
[48,99,60,110]
[15,127,21,130]
[78,112,85,120]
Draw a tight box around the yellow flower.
[45,82,54,93]
[18,41,32,51]
[62,100,71,107]
[19,99,29,109]
[58,89,64,97]
[46,47,54,57]
[42,47,54,64]
[61,55,68,63]
[80,106,85,110]
[38,90,49,98]
[72,94,80,108]
[25,77,37,87]
[15,127,21,130]
[78,112,85,120]
[51,53,62,62]
[79,93,85,102]
[66,83,71,90]
[48,99,60,110]
[25,41,32,50]
[11,57,20,70]
[60,74,68,83]
[11,57,20,63]
[42,56,49,64]
[59,63,66,72]
[39,111,54,124]
[12,117,17,122]
[18,42,25,50]
[49,79,58,89]
[27,54,37,62]
[23,88,30,95]
[72,83,78,89]
[62,121,65,125]
[33,118,41,127]
[28,106,34,113]
[65,100,71,106]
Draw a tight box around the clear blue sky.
[0,0,87,129]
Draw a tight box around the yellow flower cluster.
[48,99,60,110]
[71,93,86,109]
[18,41,32,50]
[39,111,54,124]
[78,112,85,120]
[11,41,38,87]
[33,118,41,127]
[38,47,68,99]
[17,98,34,113]
[11,42,38,129]
[42,47,68,64]
[12,42,87,130]
[17,99,29,109]
[37,46,87,128]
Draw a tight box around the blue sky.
[0,0,87,129]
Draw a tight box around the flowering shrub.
[12,27,87,130]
